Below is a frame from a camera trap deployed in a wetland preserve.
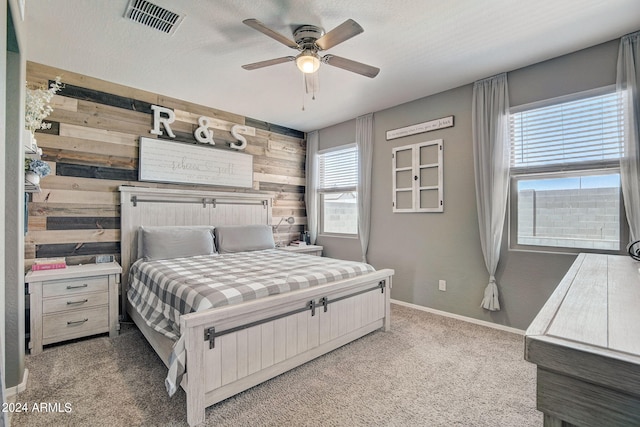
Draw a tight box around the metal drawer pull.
[67,319,88,326]
[66,284,88,290]
[66,299,89,305]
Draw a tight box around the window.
[509,88,625,253]
[318,145,358,235]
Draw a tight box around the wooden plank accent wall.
[25,62,307,270]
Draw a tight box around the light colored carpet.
[12,304,541,426]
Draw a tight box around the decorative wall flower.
[25,76,62,133]
[25,158,51,178]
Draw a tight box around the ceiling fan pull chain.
[301,74,306,111]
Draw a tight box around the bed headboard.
[119,186,273,305]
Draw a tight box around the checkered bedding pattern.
[127,249,375,395]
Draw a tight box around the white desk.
[525,253,640,426]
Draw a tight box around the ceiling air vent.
[124,0,184,35]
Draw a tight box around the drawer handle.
[67,319,88,326]
[66,299,89,305]
[67,284,88,290]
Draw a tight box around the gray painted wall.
[1,1,8,386]
[4,0,27,389]
[5,49,25,388]
[316,37,623,330]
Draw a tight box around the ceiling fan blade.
[322,54,380,78]
[305,72,319,95]
[316,19,363,50]
[242,56,296,70]
[243,19,299,49]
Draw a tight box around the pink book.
[31,263,67,271]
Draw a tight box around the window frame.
[509,169,628,255]
[317,144,359,238]
[508,86,628,255]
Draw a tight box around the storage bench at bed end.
[179,268,394,426]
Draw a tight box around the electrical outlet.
[439,280,446,291]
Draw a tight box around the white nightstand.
[278,244,323,256]
[26,262,121,354]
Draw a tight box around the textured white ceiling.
[24,0,640,132]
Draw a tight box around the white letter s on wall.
[230,124,248,150]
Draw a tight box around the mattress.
[127,249,376,395]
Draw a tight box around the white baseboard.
[390,299,525,335]
[5,368,28,398]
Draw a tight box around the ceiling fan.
[241,18,380,93]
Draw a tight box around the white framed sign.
[386,116,454,140]
[139,137,253,188]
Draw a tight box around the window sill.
[508,246,624,257]
[318,233,359,240]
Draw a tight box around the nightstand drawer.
[42,292,109,314]
[42,276,109,298]
[43,306,109,343]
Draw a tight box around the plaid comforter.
[127,249,375,395]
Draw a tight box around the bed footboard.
[181,270,393,426]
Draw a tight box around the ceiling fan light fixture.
[242,18,379,80]
[296,50,320,74]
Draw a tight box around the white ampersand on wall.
[194,116,215,145]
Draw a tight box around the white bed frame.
[119,186,394,426]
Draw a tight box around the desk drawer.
[43,306,109,343]
[42,292,108,314]
[42,276,108,298]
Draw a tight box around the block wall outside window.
[323,193,358,234]
[517,186,620,251]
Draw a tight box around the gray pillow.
[214,224,275,253]
[138,226,216,260]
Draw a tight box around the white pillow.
[214,224,275,253]
[138,226,216,260]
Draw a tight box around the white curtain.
[356,113,374,263]
[617,31,640,242]
[305,130,319,244]
[472,73,510,311]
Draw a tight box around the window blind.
[510,91,623,169]
[318,146,358,190]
